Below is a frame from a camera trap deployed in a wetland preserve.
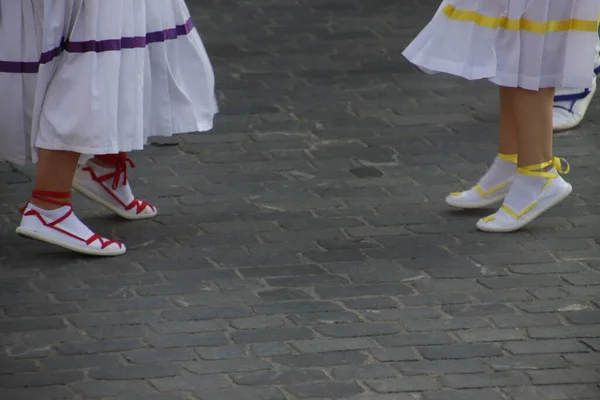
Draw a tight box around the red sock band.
[31,190,71,206]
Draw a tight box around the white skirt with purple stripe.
[0,0,218,165]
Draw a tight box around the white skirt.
[0,0,218,165]
[403,0,600,91]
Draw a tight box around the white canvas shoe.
[446,153,517,209]
[477,158,572,233]
[16,191,126,256]
[73,155,157,220]
[553,78,597,132]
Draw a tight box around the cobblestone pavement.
[1,0,600,399]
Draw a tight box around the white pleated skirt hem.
[0,0,218,166]
[402,0,600,91]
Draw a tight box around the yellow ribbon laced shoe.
[446,153,517,209]
[476,157,572,233]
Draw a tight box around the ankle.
[30,199,64,210]
[497,153,518,163]
[28,190,71,211]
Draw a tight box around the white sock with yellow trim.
[476,158,572,233]
[501,167,556,213]
[445,153,517,209]
[477,153,518,192]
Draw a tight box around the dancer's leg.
[445,87,518,209]
[477,87,571,232]
[16,149,126,256]
[30,150,79,209]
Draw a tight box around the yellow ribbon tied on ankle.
[480,157,570,223]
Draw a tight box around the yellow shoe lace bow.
[481,157,570,222]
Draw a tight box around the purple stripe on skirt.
[0,18,194,73]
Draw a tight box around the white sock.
[86,162,135,204]
[26,203,94,238]
[502,168,556,212]
[476,154,517,191]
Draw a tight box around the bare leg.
[477,86,571,233]
[17,149,126,256]
[498,87,518,155]
[510,87,554,167]
[445,87,519,209]
[30,149,79,209]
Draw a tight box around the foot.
[16,191,126,256]
[553,67,599,132]
[446,153,517,209]
[476,158,572,233]
[73,155,157,220]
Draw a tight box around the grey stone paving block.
[272,351,368,368]
[362,307,443,322]
[342,296,399,310]
[0,371,83,389]
[424,389,506,400]
[366,376,440,393]
[315,322,400,338]
[183,359,271,374]
[491,314,561,328]
[369,347,420,362]
[70,380,156,398]
[286,381,365,398]
[252,300,342,315]
[0,360,39,374]
[291,338,378,353]
[528,325,600,339]
[376,333,455,347]
[507,384,600,400]
[503,339,590,355]
[231,369,328,386]
[231,327,315,344]
[0,318,66,332]
[484,355,569,371]
[0,386,76,400]
[40,354,123,370]
[196,387,286,400]
[149,374,230,392]
[395,359,487,376]
[144,332,229,348]
[528,368,600,385]
[289,311,362,325]
[315,283,412,299]
[55,339,144,355]
[123,348,197,364]
[441,371,529,389]
[456,328,527,343]
[162,306,252,321]
[88,364,180,380]
[404,317,491,332]
[332,364,397,380]
[419,344,503,360]
[562,353,600,366]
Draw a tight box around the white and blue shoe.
[553,51,600,132]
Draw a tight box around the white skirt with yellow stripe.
[403,0,600,90]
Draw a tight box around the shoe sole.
[72,182,158,221]
[16,227,126,256]
[445,193,506,209]
[476,183,572,233]
[553,80,597,132]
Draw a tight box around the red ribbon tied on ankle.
[95,153,136,190]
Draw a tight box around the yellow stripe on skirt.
[441,4,599,33]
